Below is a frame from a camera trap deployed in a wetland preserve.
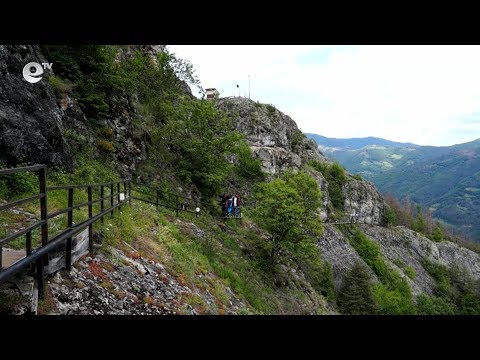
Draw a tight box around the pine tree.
[338,262,378,315]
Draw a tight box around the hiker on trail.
[235,193,241,216]
[233,194,238,214]
[221,193,228,216]
[227,196,233,216]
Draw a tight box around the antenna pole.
[248,75,250,99]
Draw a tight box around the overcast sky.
[168,45,480,146]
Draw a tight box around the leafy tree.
[235,141,265,181]
[337,262,377,315]
[309,160,346,211]
[251,171,322,265]
[382,207,397,227]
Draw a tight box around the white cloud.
[168,45,480,146]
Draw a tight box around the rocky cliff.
[0,45,74,169]
[0,45,155,175]
[214,96,480,300]
[216,97,388,225]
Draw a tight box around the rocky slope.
[215,96,480,299]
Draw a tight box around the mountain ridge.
[307,133,480,242]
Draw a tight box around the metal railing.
[0,164,130,298]
[131,184,202,218]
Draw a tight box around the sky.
[168,45,480,146]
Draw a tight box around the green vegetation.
[98,202,329,314]
[235,142,265,182]
[338,226,416,314]
[310,133,480,242]
[382,207,397,227]
[337,262,377,315]
[251,170,323,266]
[309,160,347,212]
[290,129,306,152]
[404,266,416,280]
[48,75,73,96]
[0,171,37,199]
[416,294,455,315]
[421,259,480,314]
[0,292,24,313]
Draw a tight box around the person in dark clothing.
[220,193,228,217]
[235,193,241,217]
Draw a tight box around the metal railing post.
[38,166,48,266]
[26,231,32,256]
[117,182,121,210]
[66,187,73,271]
[176,195,179,217]
[110,183,114,217]
[88,186,93,254]
[100,185,104,224]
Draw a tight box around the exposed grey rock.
[317,224,378,290]
[215,97,327,176]
[47,247,247,315]
[0,45,74,169]
[343,177,388,225]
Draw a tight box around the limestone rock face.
[215,97,327,175]
[343,178,388,225]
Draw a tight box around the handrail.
[0,164,45,175]
[47,180,129,191]
[0,164,131,298]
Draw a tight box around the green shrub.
[0,171,38,199]
[48,75,73,96]
[236,141,265,181]
[404,266,416,280]
[373,283,416,315]
[309,160,346,211]
[266,104,276,116]
[100,127,114,139]
[97,140,115,153]
[290,129,305,151]
[382,207,397,227]
[416,294,455,315]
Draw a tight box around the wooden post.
[88,186,93,254]
[66,187,73,271]
[156,189,160,211]
[38,167,48,266]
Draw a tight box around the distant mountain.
[307,134,480,242]
[305,133,418,151]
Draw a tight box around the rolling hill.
[307,134,480,242]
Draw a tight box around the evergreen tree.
[338,262,378,315]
